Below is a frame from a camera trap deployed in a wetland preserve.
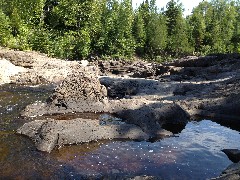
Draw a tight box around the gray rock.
[17,118,149,153]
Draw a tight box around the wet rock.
[97,175,163,180]
[222,149,240,163]
[211,162,240,180]
[17,118,149,153]
[126,175,163,180]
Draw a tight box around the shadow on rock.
[116,103,189,138]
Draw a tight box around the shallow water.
[1,85,240,179]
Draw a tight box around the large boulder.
[17,118,149,153]
[21,70,108,117]
[46,71,107,110]
[117,103,189,136]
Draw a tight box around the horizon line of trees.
[0,0,240,61]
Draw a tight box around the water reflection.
[50,120,240,179]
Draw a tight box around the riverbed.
[0,85,240,179]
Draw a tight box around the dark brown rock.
[222,149,240,163]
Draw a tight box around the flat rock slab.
[17,118,149,153]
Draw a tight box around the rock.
[21,70,108,116]
[47,71,107,106]
[126,175,163,180]
[0,58,27,84]
[0,48,89,85]
[101,78,139,98]
[117,103,189,136]
[173,84,193,96]
[222,149,240,163]
[165,56,217,67]
[80,60,89,67]
[17,118,149,153]
[211,162,240,180]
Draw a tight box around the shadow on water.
[1,84,240,179]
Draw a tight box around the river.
[0,84,240,179]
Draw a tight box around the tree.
[0,9,13,46]
[231,0,240,52]
[133,9,146,55]
[189,2,207,53]
[165,0,191,56]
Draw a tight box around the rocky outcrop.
[97,60,170,79]
[0,58,27,84]
[0,48,88,85]
[9,48,238,157]
[18,68,193,152]
[46,71,107,111]
[17,118,149,153]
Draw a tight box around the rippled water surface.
[1,85,240,180]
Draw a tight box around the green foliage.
[165,0,192,56]
[189,0,239,54]
[0,9,13,46]
[49,29,91,60]
[29,27,52,53]
[0,0,240,60]
[145,13,168,59]
[133,10,146,55]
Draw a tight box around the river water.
[0,85,240,179]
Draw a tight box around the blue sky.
[132,0,205,16]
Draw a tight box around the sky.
[132,0,204,16]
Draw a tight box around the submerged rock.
[17,118,149,153]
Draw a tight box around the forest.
[0,0,239,61]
